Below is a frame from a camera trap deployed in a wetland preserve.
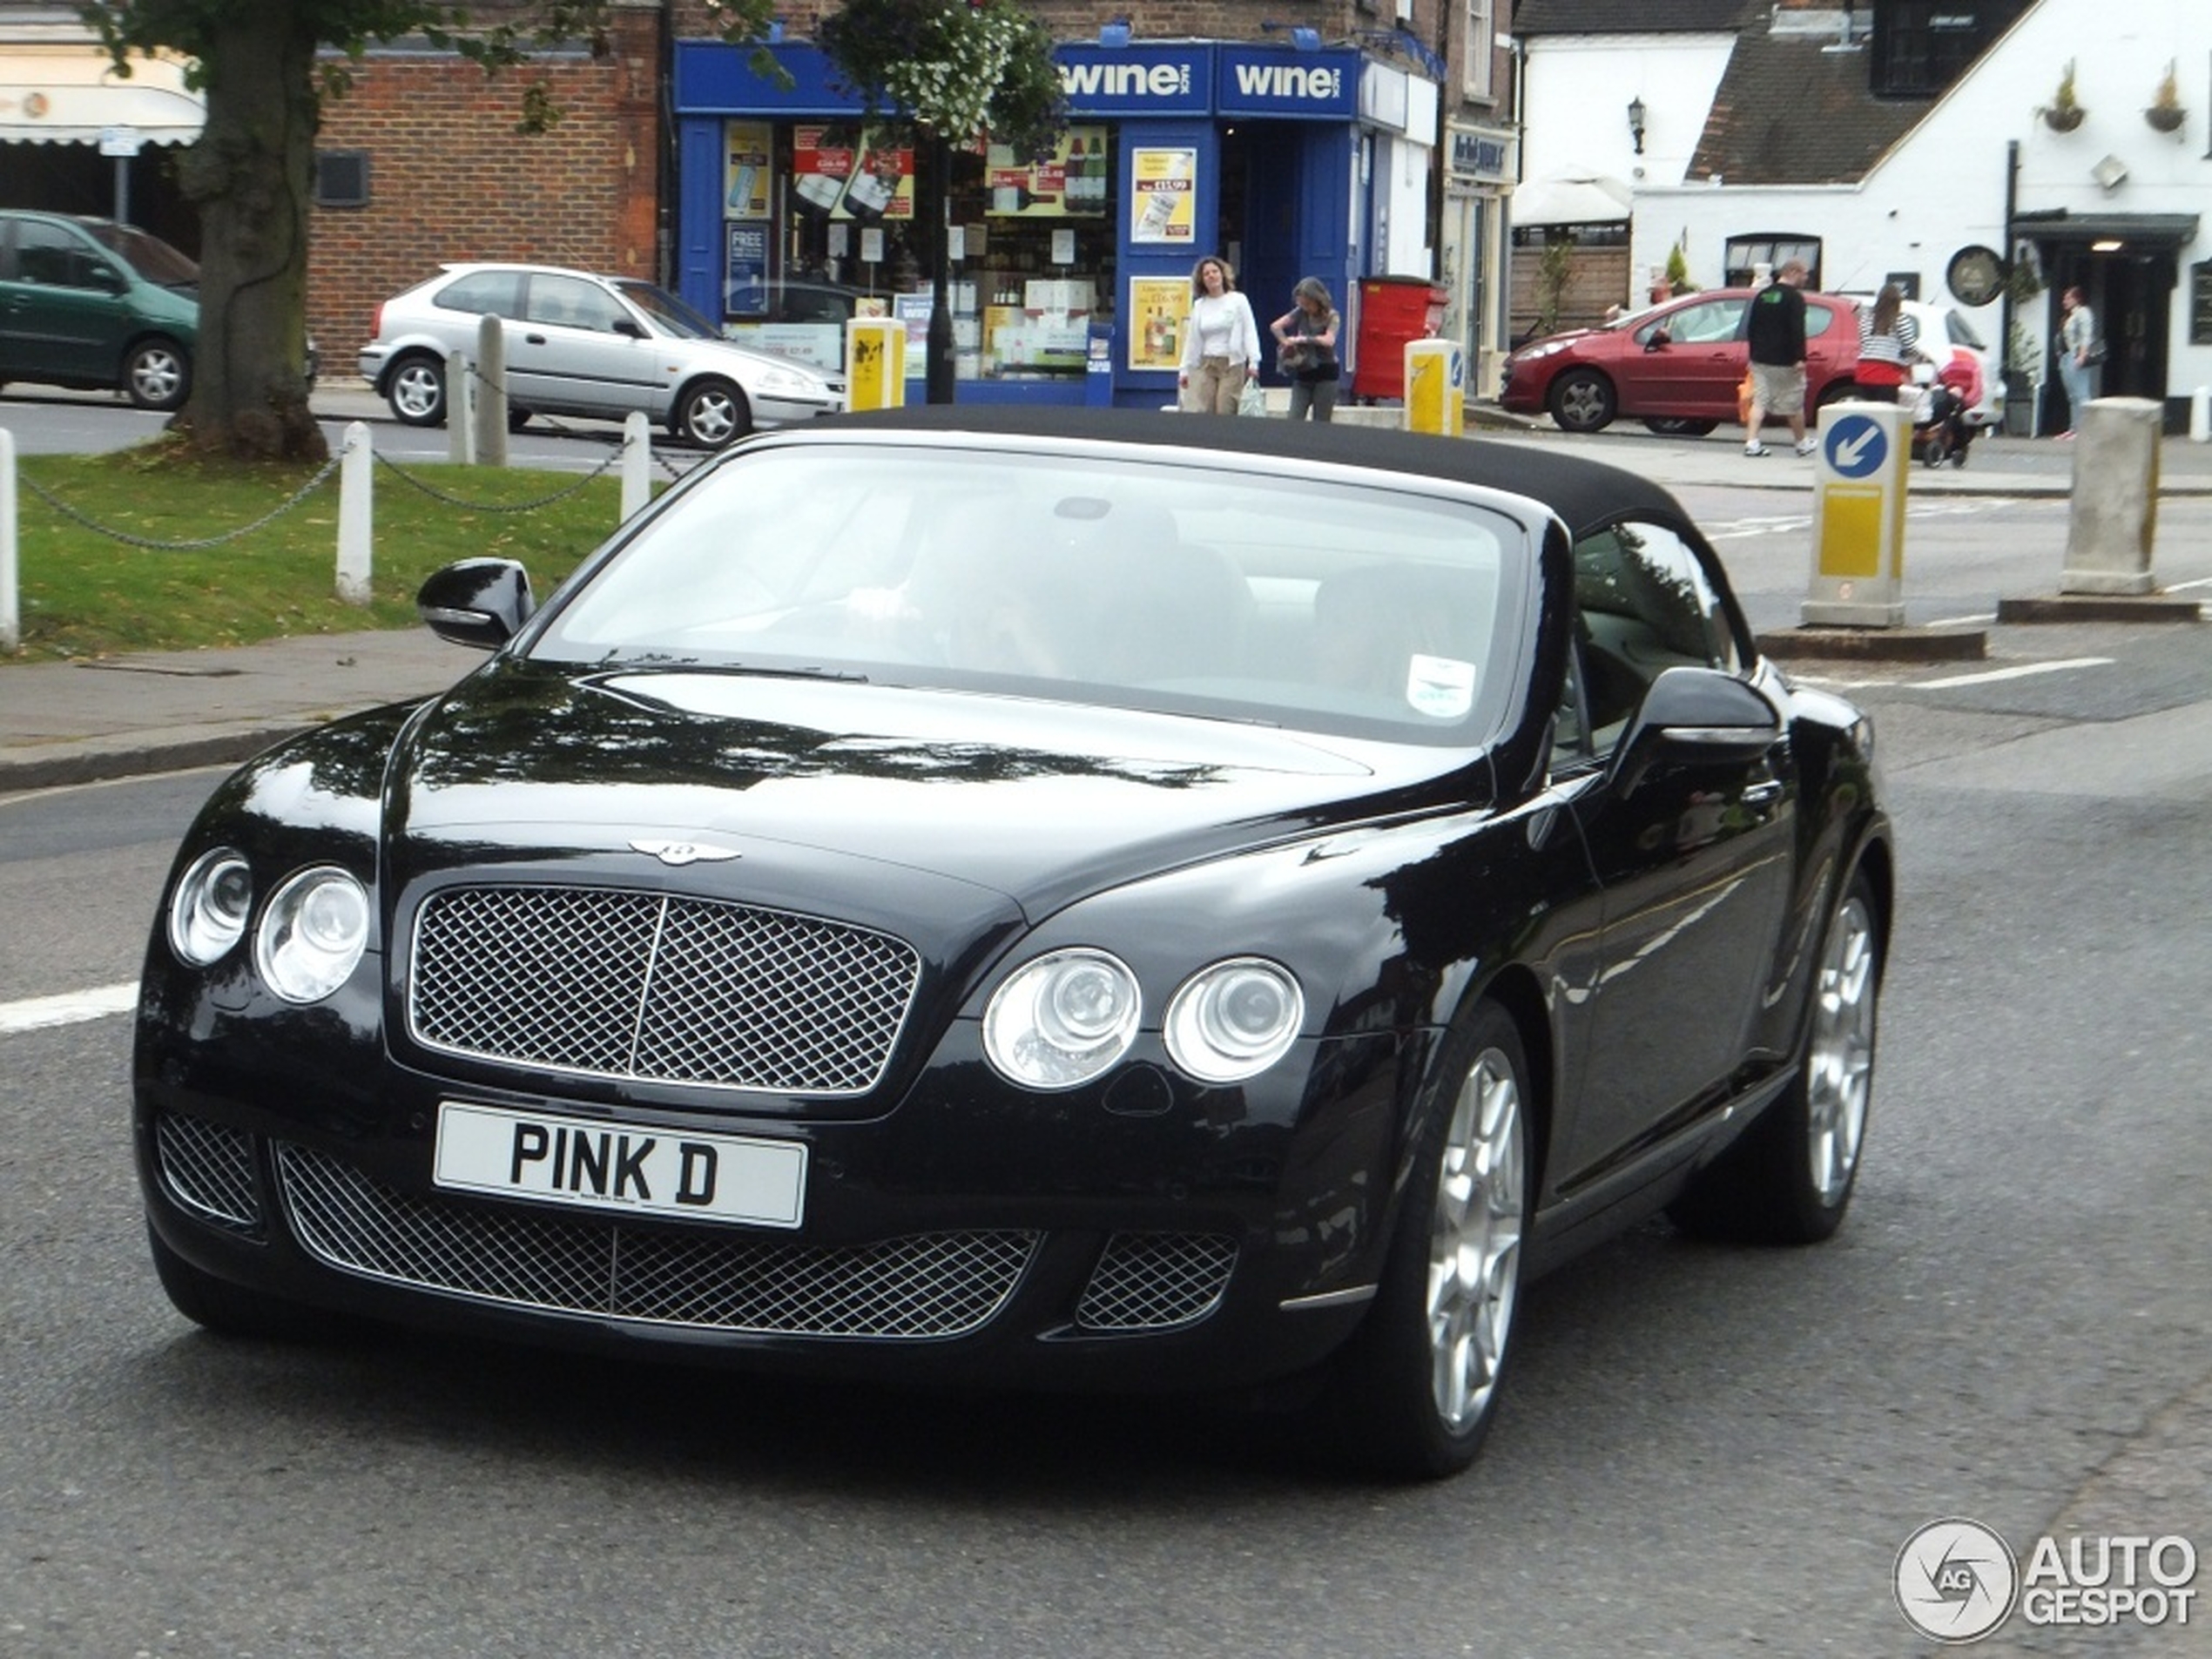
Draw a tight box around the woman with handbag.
[1177,255,1260,415]
[1271,277,1342,421]
[2054,285,2103,439]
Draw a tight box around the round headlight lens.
[1163,959,1305,1084]
[254,867,370,1004]
[168,848,253,967]
[982,948,1141,1089]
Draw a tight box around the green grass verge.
[3,443,635,664]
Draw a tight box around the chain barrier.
[448,354,698,485]
[371,443,622,510]
[13,455,345,550]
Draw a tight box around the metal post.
[620,412,651,522]
[927,132,955,406]
[337,421,374,605]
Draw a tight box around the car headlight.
[254,867,370,1004]
[168,848,253,967]
[982,948,1141,1089]
[1163,959,1305,1084]
[753,364,820,395]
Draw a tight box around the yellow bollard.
[1403,339,1465,436]
[845,319,907,412]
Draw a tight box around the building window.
[1463,0,1494,100]
[1871,2,2028,98]
[314,151,371,209]
[1723,234,1822,290]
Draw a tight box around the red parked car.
[1499,287,1862,435]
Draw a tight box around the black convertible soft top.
[814,403,1689,540]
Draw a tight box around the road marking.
[0,982,138,1035]
[1917,658,2114,689]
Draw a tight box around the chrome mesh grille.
[155,1112,262,1233]
[274,1142,1035,1339]
[408,885,921,1096]
[1076,1232,1238,1332]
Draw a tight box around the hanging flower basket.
[2147,104,2186,132]
[2043,103,2084,132]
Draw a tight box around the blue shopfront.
[671,37,1402,408]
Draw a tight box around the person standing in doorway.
[1177,254,1260,415]
[2054,285,2101,438]
[1270,277,1342,421]
[1743,259,1817,457]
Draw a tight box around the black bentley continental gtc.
[135,407,1891,1480]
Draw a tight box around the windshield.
[614,279,720,340]
[530,442,1527,745]
[84,222,198,288]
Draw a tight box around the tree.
[815,0,1064,402]
[79,1,776,462]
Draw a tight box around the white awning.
[0,46,204,146]
[1512,172,1633,227]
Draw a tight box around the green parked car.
[0,210,202,411]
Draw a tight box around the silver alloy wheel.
[1427,1044,1526,1433]
[126,342,186,409]
[1550,371,1614,433]
[389,359,444,423]
[678,380,746,448]
[1805,893,1877,1205]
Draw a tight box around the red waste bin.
[1352,276,1447,401]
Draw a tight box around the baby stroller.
[1910,357,1980,469]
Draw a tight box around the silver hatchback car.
[359,262,846,448]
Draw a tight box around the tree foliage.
[816,0,1065,158]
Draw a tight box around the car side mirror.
[86,263,127,294]
[1643,329,1671,351]
[612,318,646,340]
[1608,665,1780,796]
[418,557,535,650]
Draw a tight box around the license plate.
[433,1103,806,1230]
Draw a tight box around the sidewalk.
[4,386,2209,795]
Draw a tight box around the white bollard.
[0,428,17,653]
[620,411,651,522]
[2191,386,2210,443]
[447,349,476,466]
[336,421,374,604]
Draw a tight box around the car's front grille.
[1076,1232,1238,1332]
[274,1142,1036,1339]
[155,1112,262,1233]
[408,885,921,1096]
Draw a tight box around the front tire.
[386,353,447,426]
[147,1226,356,1342]
[1324,1001,1532,1480]
[1548,368,1616,434]
[123,338,190,410]
[673,377,751,448]
[1642,416,1718,437]
[1669,870,1881,1244]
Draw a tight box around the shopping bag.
[1237,379,1267,417]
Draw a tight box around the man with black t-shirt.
[1743,260,1817,457]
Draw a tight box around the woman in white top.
[1177,254,1260,415]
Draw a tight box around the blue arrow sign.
[1824,413,1889,479]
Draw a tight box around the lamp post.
[927,132,955,405]
[1628,96,1646,155]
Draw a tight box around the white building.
[1513,0,2212,430]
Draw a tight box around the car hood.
[380,658,1480,921]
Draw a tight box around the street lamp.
[1628,96,1647,155]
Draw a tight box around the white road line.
[1917,658,2114,689]
[0,982,138,1035]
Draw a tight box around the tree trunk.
[171,2,325,461]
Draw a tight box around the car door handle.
[523,333,549,345]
